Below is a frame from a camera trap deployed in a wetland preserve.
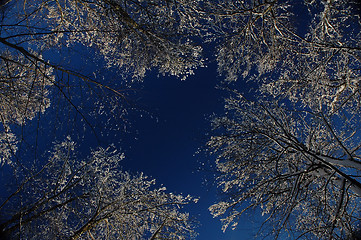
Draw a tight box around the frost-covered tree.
[0,1,202,237]
[0,51,53,165]
[205,1,361,238]
[205,0,295,81]
[0,130,17,166]
[207,93,361,239]
[0,0,204,166]
[43,0,204,79]
[207,0,361,113]
[0,52,52,126]
[1,0,203,80]
[0,139,197,239]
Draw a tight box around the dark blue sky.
[116,64,260,239]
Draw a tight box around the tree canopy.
[1,0,361,239]
[206,0,361,239]
[0,139,197,239]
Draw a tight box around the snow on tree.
[204,0,295,81]
[0,0,205,166]
[0,130,17,166]
[260,0,361,117]
[0,51,53,165]
[205,1,361,238]
[0,138,197,239]
[207,93,361,239]
[0,52,53,126]
[45,0,204,80]
[207,0,361,115]
[1,0,203,81]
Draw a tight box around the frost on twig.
[207,94,361,239]
[0,139,198,239]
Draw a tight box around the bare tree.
[205,0,293,81]
[205,1,361,238]
[206,0,361,114]
[0,1,204,237]
[1,0,203,79]
[207,93,361,239]
[0,138,197,239]
[0,0,205,166]
[42,0,204,79]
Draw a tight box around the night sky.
[116,64,259,239]
[65,53,262,239]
